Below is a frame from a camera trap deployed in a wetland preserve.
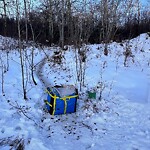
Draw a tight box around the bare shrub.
[0,136,25,150]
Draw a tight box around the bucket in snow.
[45,85,78,115]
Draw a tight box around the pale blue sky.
[141,0,149,5]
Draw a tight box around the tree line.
[0,0,150,47]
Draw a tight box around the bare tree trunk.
[16,0,27,100]
[6,50,9,71]
[75,45,87,91]
[61,0,65,48]
[23,0,28,42]
[136,0,141,34]
[66,0,73,44]
[27,0,37,85]
[102,0,109,55]
[99,0,121,55]
[48,0,54,45]
[1,65,4,96]
[0,56,5,96]
[2,0,7,36]
[31,46,37,85]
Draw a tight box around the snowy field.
[0,33,150,150]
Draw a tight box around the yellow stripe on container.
[45,89,78,115]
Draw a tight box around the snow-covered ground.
[0,33,150,150]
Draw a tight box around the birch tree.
[0,54,5,96]
[23,0,28,42]
[48,0,54,44]
[66,0,73,44]
[16,0,27,99]
[26,0,37,85]
[60,0,65,48]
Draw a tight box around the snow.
[55,85,77,97]
[0,33,150,150]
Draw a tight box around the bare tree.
[0,0,7,36]
[23,0,28,42]
[26,0,37,85]
[0,54,5,96]
[48,0,54,45]
[66,0,73,44]
[16,0,27,99]
[98,0,122,55]
[60,0,65,48]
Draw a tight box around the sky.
[141,0,149,5]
